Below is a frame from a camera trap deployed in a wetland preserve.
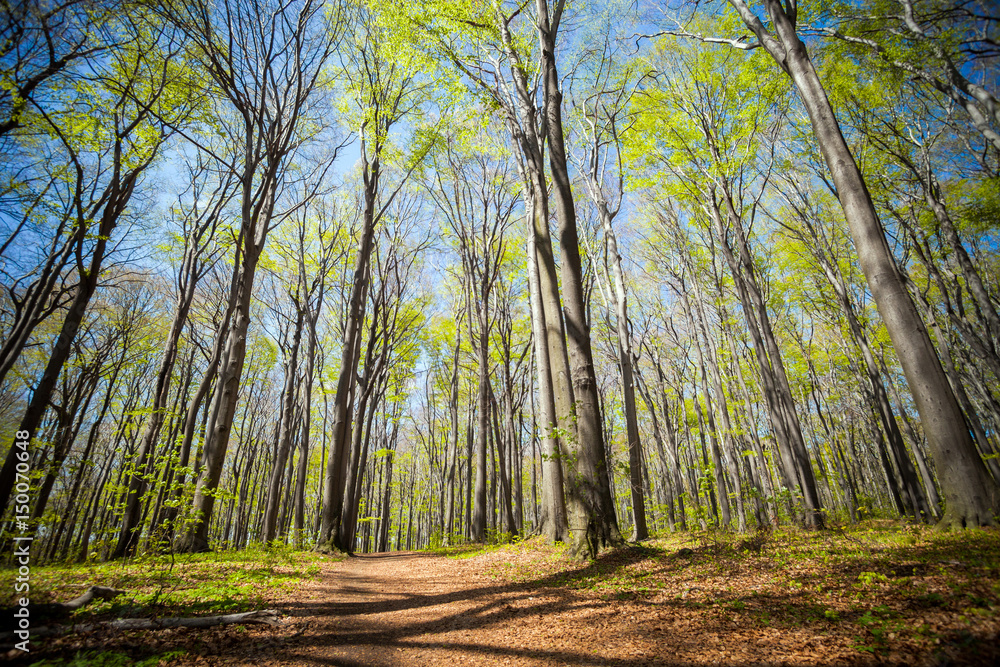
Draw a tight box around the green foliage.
[0,547,333,616]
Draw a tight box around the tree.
[816,0,1000,153]
[316,1,427,553]
[114,154,235,558]
[535,0,622,556]
[404,0,621,556]
[424,130,519,541]
[0,0,106,138]
[631,40,825,528]
[571,26,649,539]
[163,0,342,552]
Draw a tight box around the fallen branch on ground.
[0,586,125,632]
[1,606,281,643]
[61,586,126,611]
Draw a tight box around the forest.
[0,0,999,574]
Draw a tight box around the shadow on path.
[270,547,725,666]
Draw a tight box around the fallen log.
[61,586,126,610]
[0,608,282,642]
[0,586,125,631]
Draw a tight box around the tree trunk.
[0,172,137,520]
[595,201,648,540]
[262,306,304,543]
[175,212,267,553]
[536,0,621,557]
[318,166,378,552]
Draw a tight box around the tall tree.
[316,2,426,552]
[535,0,622,556]
[572,29,649,540]
[165,0,342,552]
[425,132,518,541]
[114,155,235,558]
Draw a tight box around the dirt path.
[258,551,611,666]
[207,549,857,666]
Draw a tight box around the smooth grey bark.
[342,382,384,550]
[433,3,573,545]
[669,266,735,530]
[633,363,682,530]
[176,195,269,553]
[292,302,321,548]
[262,306,304,543]
[698,252,752,530]
[697,309,740,530]
[426,145,517,543]
[471,289,490,541]
[157,308,230,546]
[495,293,528,537]
[525,218,569,543]
[576,60,647,541]
[535,0,621,557]
[335,223,423,551]
[589,199,648,541]
[378,446,395,552]
[493,16,577,545]
[329,277,380,552]
[490,383,519,535]
[647,351,689,531]
[443,328,462,544]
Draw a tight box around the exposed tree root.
[935,508,999,531]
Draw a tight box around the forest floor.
[2,522,1000,666]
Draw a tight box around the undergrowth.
[468,520,1000,663]
[0,544,334,621]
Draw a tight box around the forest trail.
[258,550,619,666]
[214,547,857,667]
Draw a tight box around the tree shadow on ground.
[268,546,715,665]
